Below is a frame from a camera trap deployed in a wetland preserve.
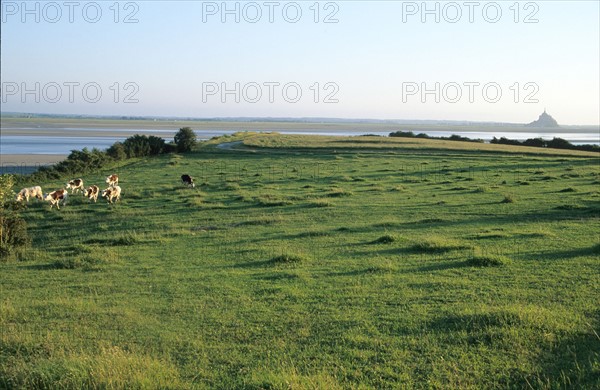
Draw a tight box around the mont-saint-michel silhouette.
[527,109,560,127]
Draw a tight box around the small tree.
[174,127,197,153]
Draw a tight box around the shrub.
[523,138,546,148]
[389,131,416,138]
[0,215,31,258]
[107,142,127,160]
[174,127,197,152]
[0,175,30,259]
[547,137,572,149]
[123,135,166,158]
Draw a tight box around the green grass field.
[2,133,599,389]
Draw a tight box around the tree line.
[389,131,599,152]
[490,136,599,152]
[28,127,197,182]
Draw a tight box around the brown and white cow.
[105,174,119,187]
[43,189,68,209]
[66,178,84,194]
[101,185,121,204]
[16,186,43,203]
[84,185,100,203]
[181,174,195,188]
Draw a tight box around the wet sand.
[0,154,65,175]
[1,154,66,165]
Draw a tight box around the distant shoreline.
[0,154,66,175]
[1,154,66,164]
[2,112,599,128]
[1,117,598,174]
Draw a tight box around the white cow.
[16,186,43,203]
[66,178,84,194]
[43,189,68,209]
[105,174,119,187]
[84,185,100,203]
[102,186,121,204]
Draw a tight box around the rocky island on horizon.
[527,109,560,128]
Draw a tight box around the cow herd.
[16,174,121,209]
[16,174,195,210]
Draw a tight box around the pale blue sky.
[1,1,599,124]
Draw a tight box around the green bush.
[0,175,30,259]
[107,142,127,160]
[123,135,166,158]
[174,127,197,153]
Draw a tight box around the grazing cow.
[84,185,100,203]
[102,185,121,204]
[105,174,119,187]
[181,174,195,188]
[16,186,43,203]
[43,189,68,209]
[66,178,84,194]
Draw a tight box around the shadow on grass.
[17,263,59,271]
[253,272,300,281]
[507,310,600,388]
[532,243,600,260]
[426,309,600,388]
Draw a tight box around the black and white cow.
[181,174,195,188]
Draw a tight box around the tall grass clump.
[467,255,509,267]
[269,251,306,266]
[501,194,516,203]
[309,199,333,208]
[370,234,396,244]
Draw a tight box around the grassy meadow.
[1,133,599,389]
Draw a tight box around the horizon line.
[1,111,599,128]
